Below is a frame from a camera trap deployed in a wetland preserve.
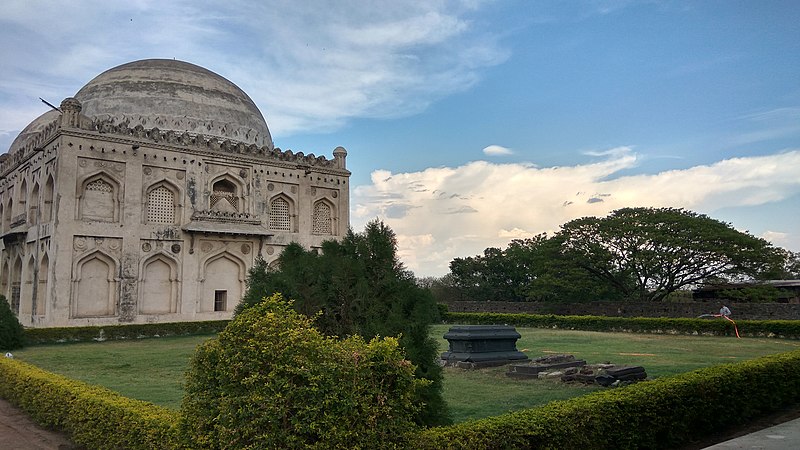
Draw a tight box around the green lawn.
[11,326,800,423]
[432,324,800,422]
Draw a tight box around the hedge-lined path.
[0,398,80,450]
[0,396,797,450]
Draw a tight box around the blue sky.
[2,0,799,276]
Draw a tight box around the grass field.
[12,325,800,423]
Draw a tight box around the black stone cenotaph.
[441,325,529,368]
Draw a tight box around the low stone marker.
[507,354,648,386]
[507,354,587,379]
[441,325,529,368]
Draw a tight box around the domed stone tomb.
[0,59,350,327]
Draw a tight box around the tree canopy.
[449,233,624,302]
[557,207,784,301]
[236,220,449,426]
[443,207,787,303]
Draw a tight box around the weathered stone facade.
[0,59,350,327]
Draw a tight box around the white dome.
[74,59,273,148]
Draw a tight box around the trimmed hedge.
[0,357,184,449]
[414,348,800,449]
[444,312,800,339]
[23,320,230,345]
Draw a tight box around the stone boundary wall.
[444,301,800,321]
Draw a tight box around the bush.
[414,349,800,449]
[0,357,182,449]
[0,295,25,350]
[181,294,426,449]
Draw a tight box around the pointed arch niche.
[0,259,9,300]
[139,253,180,314]
[35,253,49,316]
[4,198,13,231]
[28,182,40,224]
[200,252,246,313]
[18,179,28,218]
[21,255,35,316]
[77,172,121,222]
[43,175,55,222]
[71,250,119,318]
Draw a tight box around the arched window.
[312,200,333,235]
[211,179,238,212]
[147,184,176,224]
[269,196,292,231]
[79,174,119,222]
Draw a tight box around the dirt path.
[0,398,79,450]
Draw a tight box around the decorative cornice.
[190,210,262,225]
[88,115,344,169]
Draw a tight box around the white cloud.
[353,148,800,276]
[0,0,509,144]
[762,231,789,248]
[482,145,513,156]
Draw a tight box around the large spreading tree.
[236,220,449,426]
[448,233,624,302]
[557,207,784,302]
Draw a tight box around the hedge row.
[23,320,230,345]
[443,311,800,339]
[414,348,800,449]
[0,357,184,449]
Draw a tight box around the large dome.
[74,59,273,148]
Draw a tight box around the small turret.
[333,146,347,169]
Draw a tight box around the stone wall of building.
[444,301,800,321]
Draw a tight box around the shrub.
[181,294,426,449]
[0,357,183,449]
[0,294,25,350]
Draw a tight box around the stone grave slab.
[440,325,529,368]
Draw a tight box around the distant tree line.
[427,207,797,303]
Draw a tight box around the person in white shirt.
[719,304,732,317]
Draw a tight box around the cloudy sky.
[2,1,799,276]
